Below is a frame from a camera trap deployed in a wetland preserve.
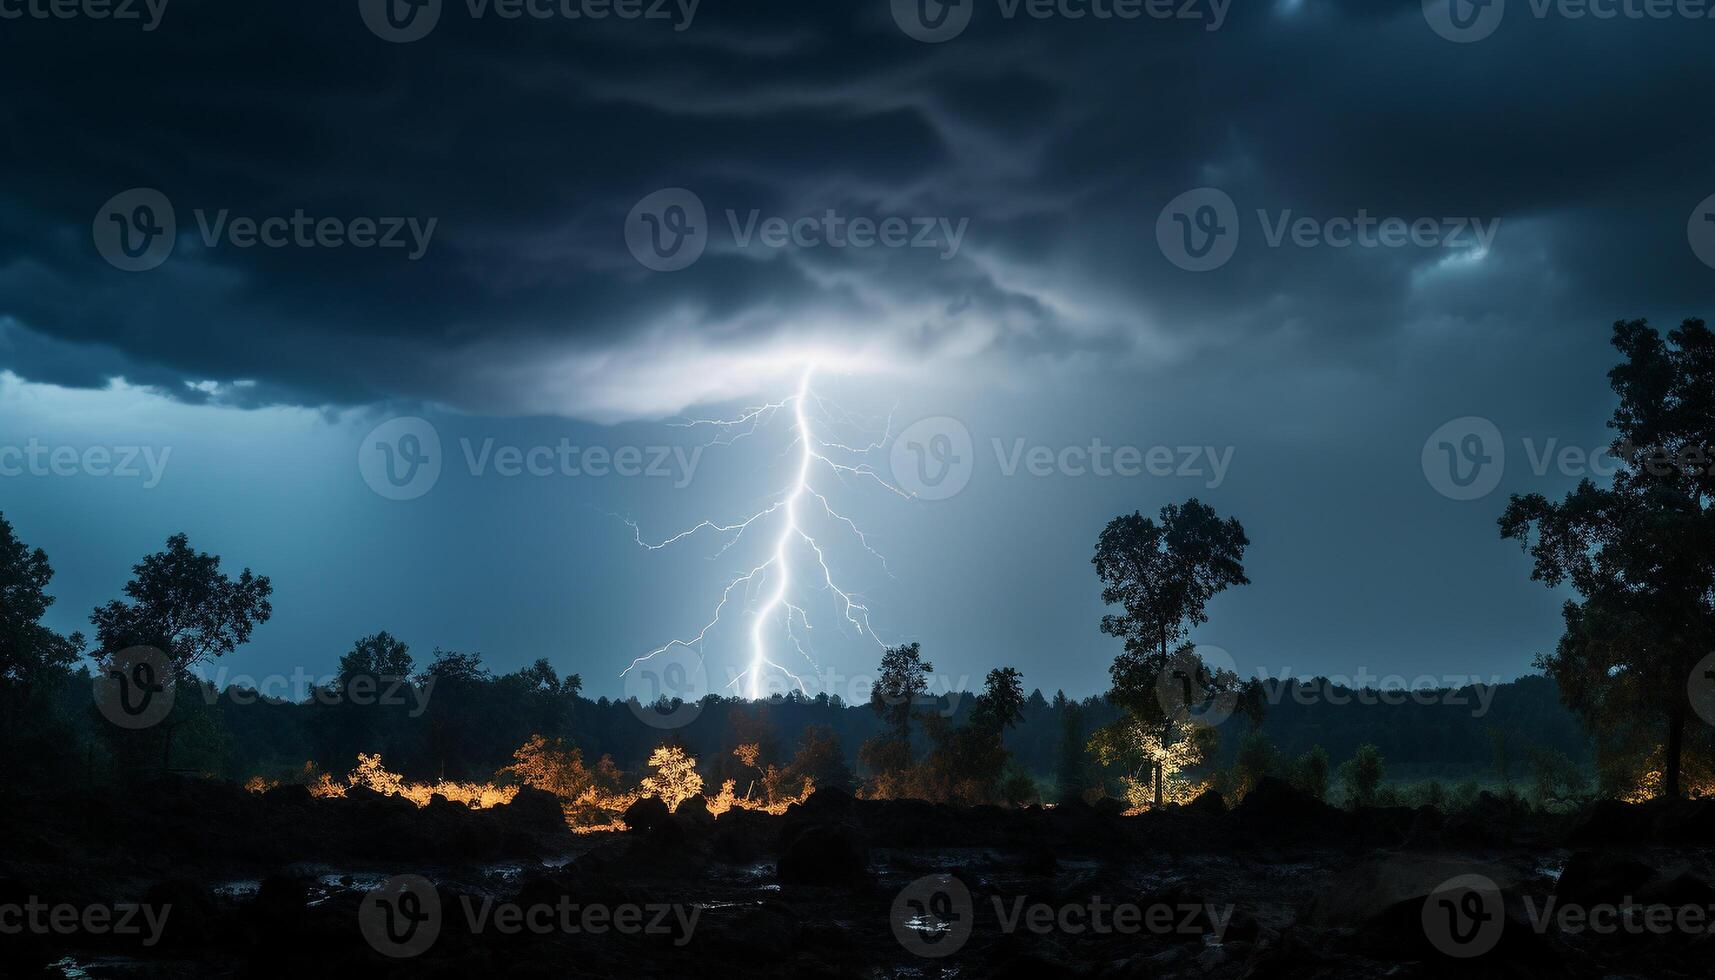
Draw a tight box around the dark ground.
[2,777,1712,978]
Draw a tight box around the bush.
[1288,746,1330,801]
[1337,744,1384,808]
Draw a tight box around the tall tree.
[89,533,273,671]
[89,533,271,771]
[0,515,84,789]
[1092,499,1252,805]
[1093,500,1250,661]
[971,667,1027,734]
[1054,698,1090,804]
[861,642,934,791]
[868,642,933,740]
[336,631,414,687]
[0,513,81,685]
[1500,318,1715,799]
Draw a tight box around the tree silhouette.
[0,513,81,685]
[88,533,271,772]
[1500,318,1715,798]
[0,514,83,788]
[861,642,934,791]
[89,532,272,672]
[1092,500,1251,805]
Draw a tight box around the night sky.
[2,0,1710,700]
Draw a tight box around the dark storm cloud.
[1,0,1712,417]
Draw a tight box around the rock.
[1309,854,1518,930]
[1648,797,1715,844]
[143,878,220,950]
[262,783,312,806]
[675,793,715,833]
[1184,788,1226,814]
[798,786,855,817]
[623,795,671,833]
[1556,850,1657,907]
[1231,777,1342,838]
[1093,796,1127,818]
[777,824,869,886]
[248,875,309,941]
[1308,855,1558,969]
[499,786,569,833]
[1406,804,1445,845]
[1567,798,1642,846]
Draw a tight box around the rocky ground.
[2,776,1712,978]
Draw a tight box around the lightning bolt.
[621,362,903,701]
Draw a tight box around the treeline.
[1,512,1601,810]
